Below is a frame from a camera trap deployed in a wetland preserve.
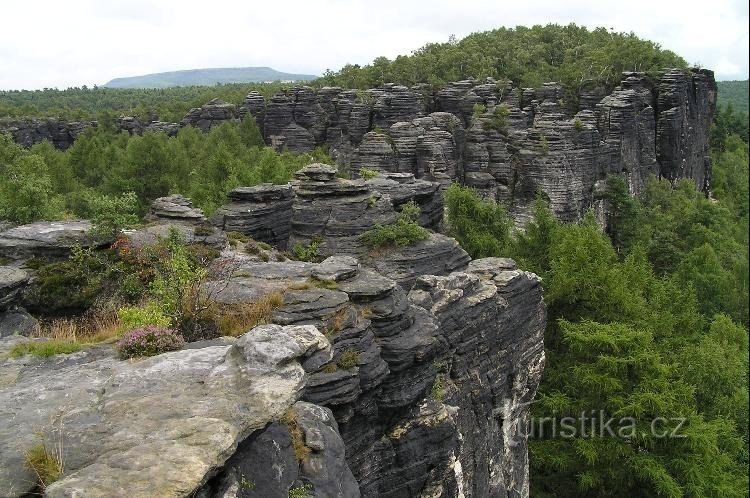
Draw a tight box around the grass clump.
[281,408,311,463]
[337,348,360,369]
[360,201,429,250]
[431,374,447,401]
[24,441,64,490]
[359,168,381,180]
[215,292,285,336]
[324,307,349,336]
[574,118,584,131]
[10,341,83,358]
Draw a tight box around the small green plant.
[239,474,255,491]
[292,239,321,262]
[472,103,487,116]
[288,484,313,498]
[10,341,83,358]
[337,348,360,369]
[360,201,429,250]
[118,302,171,330]
[360,168,381,180]
[539,134,549,155]
[574,118,584,131]
[24,440,64,489]
[431,374,446,401]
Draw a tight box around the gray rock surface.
[0,307,37,337]
[0,266,29,309]
[0,220,108,261]
[211,184,294,249]
[0,324,332,497]
[146,194,207,224]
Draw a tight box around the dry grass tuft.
[215,292,285,337]
[31,312,122,345]
[324,307,349,336]
[281,408,311,463]
[24,430,64,490]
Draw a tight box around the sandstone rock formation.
[3,69,715,226]
[0,220,109,261]
[210,184,295,249]
[0,325,332,497]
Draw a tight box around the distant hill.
[103,67,318,89]
[716,80,749,115]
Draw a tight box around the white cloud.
[1,0,747,90]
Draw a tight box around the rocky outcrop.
[4,69,715,226]
[146,194,207,224]
[0,117,94,149]
[0,325,333,497]
[211,184,295,249]
[289,164,469,287]
[0,307,37,337]
[0,220,109,261]
[195,251,544,497]
[181,98,239,131]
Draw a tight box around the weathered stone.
[211,185,294,249]
[0,325,331,497]
[0,307,37,337]
[146,194,207,224]
[0,220,108,261]
[0,267,29,310]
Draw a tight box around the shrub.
[193,225,214,237]
[24,441,64,489]
[292,239,321,262]
[359,168,381,180]
[574,118,584,131]
[360,201,429,249]
[10,341,83,358]
[117,303,171,330]
[472,103,487,116]
[288,484,313,498]
[482,105,510,134]
[116,326,185,359]
[444,183,512,258]
[337,349,360,369]
[76,190,139,238]
[29,247,109,313]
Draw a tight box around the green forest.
[1,24,748,498]
[717,80,749,115]
[445,128,749,496]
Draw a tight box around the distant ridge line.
[103,66,318,89]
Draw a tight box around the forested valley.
[0,23,747,498]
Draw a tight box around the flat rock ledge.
[0,324,331,498]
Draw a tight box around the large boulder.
[0,324,331,497]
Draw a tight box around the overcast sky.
[1,0,747,90]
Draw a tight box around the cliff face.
[1,170,545,497]
[0,69,716,224]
